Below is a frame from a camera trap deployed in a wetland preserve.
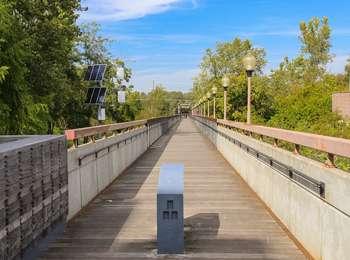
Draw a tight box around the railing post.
[73,139,78,148]
[325,153,336,168]
[147,123,150,148]
[294,144,301,155]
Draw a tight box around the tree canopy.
[0,1,190,134]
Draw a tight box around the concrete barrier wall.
[193,117,350,260]
[67,117,179,220]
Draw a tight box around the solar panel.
[96,64,107,81]
[91,87,99,103]
[85,88,94,103]
[84,64,107,81]
[85,87,107,104]
[90,66,99,81]
[97,87,106,103]
[84,66,93,81]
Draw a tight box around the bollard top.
[158,164,184,195]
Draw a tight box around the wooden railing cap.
[193,116,350,159]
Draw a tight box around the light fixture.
[243,53,257,72]
[222,75,230,89]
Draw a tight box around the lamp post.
[202,99,205,116]
[202,98,205,116]
[243,53,256,124]
[222,75,230,120]
[212,86,217,118]
[202,97,207,116]
[207,92,211,117]
[346,64,350,91]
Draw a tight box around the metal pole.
[147,124,150,147]
[247,76,252,124]
[213,96,216,119]
[207,100,210,117]
[224,90,227,120]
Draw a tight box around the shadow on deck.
[39,119,306,260]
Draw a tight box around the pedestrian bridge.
[1,116,349,259]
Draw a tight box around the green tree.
[299,17,332,81]
[78,22,111,65]
[0,1,31,133]
[268,74,349,137]
[192,37,269,122]
[10,0,82,133]
[137,86,170,118]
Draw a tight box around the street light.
[212,86,217,118]
[207,92,211,117]
[346,63,350,91]
[202,98,205,116]
[243,53,256,124]
[201,98,205,116]
[222,75,230,120]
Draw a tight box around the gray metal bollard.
[157,164,184,254]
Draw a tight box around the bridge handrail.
[65,115,179,147]
[193,115,350,165]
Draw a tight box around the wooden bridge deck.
[40,119,306,259]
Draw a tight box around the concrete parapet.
[67,116,179,220]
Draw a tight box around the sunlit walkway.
[40,119,306,259]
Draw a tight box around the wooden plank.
[40,119,306,259]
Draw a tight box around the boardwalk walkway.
[40,119,306,259]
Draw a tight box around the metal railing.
[65,116,179,148]
[193,115,350,168]
[192,116,326,197]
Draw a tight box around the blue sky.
[80,0,350,93]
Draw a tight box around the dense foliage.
[0,1,188,134]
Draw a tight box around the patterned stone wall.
[0,136,68,259]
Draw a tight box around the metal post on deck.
[147,123,150,147]
[157,164,184,254]
[222,75,229,120]
[243,53,256,124]
[212,86,217,119]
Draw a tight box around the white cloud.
[131,68,199,92]
[80,0,191,21]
